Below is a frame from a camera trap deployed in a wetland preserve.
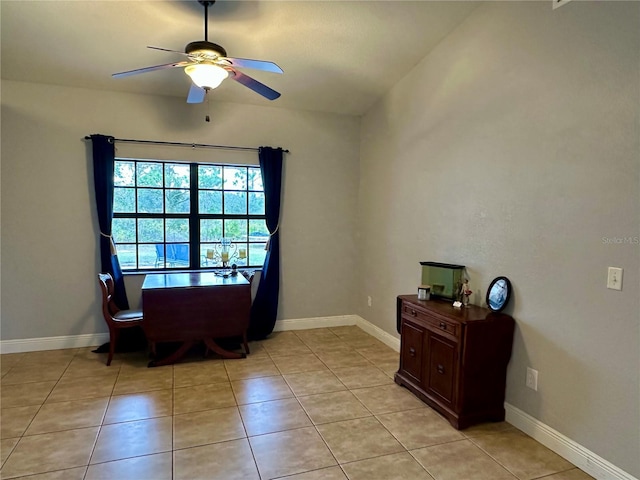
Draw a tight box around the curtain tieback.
[265,224,280,251]
[100,232,118,255]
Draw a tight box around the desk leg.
[243,332,250,355]
[148,340,195,367]
[204,337,247,360]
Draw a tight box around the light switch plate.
[607,267,623,291]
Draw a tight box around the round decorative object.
[486,276,511,312]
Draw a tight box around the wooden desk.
[141,272,251,367]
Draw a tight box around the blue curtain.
[249,147,284,339]
[91,134,130,309]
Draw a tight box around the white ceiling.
[1,1,478,116]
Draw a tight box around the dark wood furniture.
[141,272,251,367]
[98,273,144,366]
[395,295,515,429]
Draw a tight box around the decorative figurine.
[460,279,472,306]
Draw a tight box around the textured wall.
[1,81,360,339]
[358,2,639,476]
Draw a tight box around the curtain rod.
[84,136,289,153]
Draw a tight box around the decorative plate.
[486,276,511,312]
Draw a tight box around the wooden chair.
[98,272,144,366]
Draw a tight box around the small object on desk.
[417,285,431,300]
[420,262,465,300]
[460,279,472,307]
[452,300,463,308]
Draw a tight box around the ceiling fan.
[112,0,283,103]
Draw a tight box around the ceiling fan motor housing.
[112,0,282,102]
[185,41,227,60]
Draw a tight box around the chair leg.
[107,328,118,366]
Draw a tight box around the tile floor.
[0,326,593,480]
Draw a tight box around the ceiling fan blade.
[147,46,189,56]
[187,83,206,104]
[228,69,281,100]
[112,61,191,78]
[225,57,283,74]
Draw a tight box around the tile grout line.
[224,359,264,479]
[83,347,120,480]
[1,330,592,480]
[297,327,431,478]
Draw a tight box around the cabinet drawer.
[400,321,425,384]
[402,304,459,340]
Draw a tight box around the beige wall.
[1,81,360,340]
[2,2,639,476]
[358,2,639,476]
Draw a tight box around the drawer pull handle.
[411,309,417,317]
[439,322,447,330]
[409,347,416,356]
[437,364,445,374]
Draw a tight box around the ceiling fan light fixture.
[185,63,228,89]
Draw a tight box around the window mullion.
[114,159,266,272]
[189,163,199,268]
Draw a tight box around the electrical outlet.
[367,296,372,307]
[607,267,623,291]
[526,367,538,391]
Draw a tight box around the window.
[112,159,268,271]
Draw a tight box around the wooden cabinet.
[395,295,515,430]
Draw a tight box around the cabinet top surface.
[142,272,249,290]
[399,294,512,323]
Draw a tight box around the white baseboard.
[273,315,357,331]
[1,317,636,480]
[274,314,401,353]
[354,315,400,352]
[0,333,110,354]
[0,315,360,354]
[505,404,638,480]
[0,315,389,353]
[351,317,637,480]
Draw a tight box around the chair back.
[250,270,262,303]
[97,272,144,366]
[98,272,120,321]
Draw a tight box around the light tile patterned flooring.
[0,326,593,480]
